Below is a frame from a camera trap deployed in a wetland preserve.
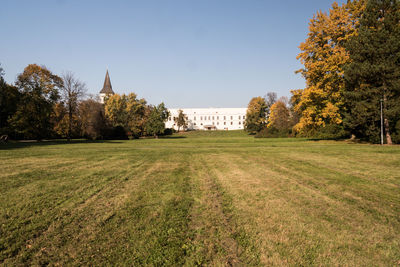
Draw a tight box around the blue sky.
[1,0,345,108]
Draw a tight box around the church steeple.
[99,70,115,103]
[100,70,114,94]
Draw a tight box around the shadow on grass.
[306,137,344,142]
[306,137,370,144]
[0,139,124,151]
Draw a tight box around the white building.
[166,108,247,131]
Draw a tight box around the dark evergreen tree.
[344,0,400,144]
[0,65,20,137]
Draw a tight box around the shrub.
[255,127,291,138]
[306,124,349,140]
[162,128,175,136]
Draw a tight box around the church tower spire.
[100,70,114,94]
[99,70,115,103]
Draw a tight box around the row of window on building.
[195,115,245,121]
[192,121,245,126]
[169,115,245,121]
[172,121,245,127]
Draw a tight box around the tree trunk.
[383,93,393,145]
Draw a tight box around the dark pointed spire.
[100,70,115,94]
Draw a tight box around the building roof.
[100,70,115,94]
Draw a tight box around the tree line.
[244,92,299,138]
[0,64,170,141]
[246,0,400,144]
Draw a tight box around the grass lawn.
[1,131,399,266]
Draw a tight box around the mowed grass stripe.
[1,149,148,264]
[1,148,196,266]
[71,153,194,266]
[262,152,400,222]
[186,155,260,266]
[209,149,400,266]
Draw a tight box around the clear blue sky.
[1,0,345,108]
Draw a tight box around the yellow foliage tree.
[104,94,127,127]
[268,100,290,131]
[126,93,149,137]
[104,93,149,138]
[292,0,365,135]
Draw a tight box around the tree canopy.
[292,0,365,135]
[0,66,20,136]
[9,64,63,140]
[60,72,87,141]
[174,109,188,132]
[145,103,169,138]
[104,93,150,139]
[268,99,291,131]
[245,97,268,133]
[344,0,400,144]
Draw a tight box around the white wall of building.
[99,93,106,104]
[165,108,247,131]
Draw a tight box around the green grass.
[1,131,399,266]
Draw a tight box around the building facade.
[165,108,247,131]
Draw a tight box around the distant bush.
[299,124,349,140]
[255,127,291,138]
[255,124,351,140]
[162,128,175,136]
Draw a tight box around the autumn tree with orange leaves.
[292,0,365,136]
[268,98,291,131]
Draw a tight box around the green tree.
[244,97,268,133]
[61,72,87,141]
[126,93,149,138]
[344,0,400,144]
[0,65,20,137]
[145,103,169,138]
[9,64,63,140]
[174,109,188,132]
